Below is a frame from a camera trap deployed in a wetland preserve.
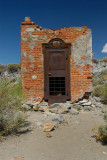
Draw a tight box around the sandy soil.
[0,108,107,160]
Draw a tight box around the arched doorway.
[43,38,71,104]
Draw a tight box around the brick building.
[21,17,93,104]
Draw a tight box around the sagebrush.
[0,79,26,137]
[92,83,107,102]
[92,110,107,144]
[7,63,21,73]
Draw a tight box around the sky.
[0,0,107,65]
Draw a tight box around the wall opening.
[49,77,66,96]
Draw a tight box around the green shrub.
[93,58,99,63]
[9,79,26,108]
[0,64,6,71]
[92,76,103,86]
[92,83,107,101]
[92,70,107,86]
[99,57,107,62]
[0,79,26,109]
[0,80,10,109]
[104,110,107,122]
[96,124,107,144]
[7,63,21,73]
[92,110,107,144]
[0,109,27,136]
[0,79,27,137]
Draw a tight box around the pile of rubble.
[21,96,103,112]
[21,96,105,136]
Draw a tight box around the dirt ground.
[0,108,107,160]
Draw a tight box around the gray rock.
[39,101,48,106]
[69,109,79,115]
[53,121,59,128]
[93,96,101,102]
[58,107,69,114]
[74,104,82,110]
[91,104,96,108]
[38,106,48,112]
[49,105,68,114]
[101,109,105,113]
[95,102,103,108]
[21,104,31,110]
[84,106,92,111]
[52,114,64,122]
[62,103,72,109]
[45,111,56,116]
[89,96,96,104]
[50,103,61,108]
[49,108,59,114]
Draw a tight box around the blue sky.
[0,0,107,65]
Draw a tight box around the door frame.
[42,38,71,103]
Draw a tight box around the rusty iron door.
[43,39,71,104]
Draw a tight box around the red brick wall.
[21,17,93,102]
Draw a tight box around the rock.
[39,101,48,106]
[58,107,69,114]
[10,157,24,160]
[50,103,61,108]
[49,108,59,114]
[45,111,56,116]
[46,132,52,138]
[21,104,31,110]
[89,97,96,104]
[79,99,88,104]
[38,105,48,112]
[95,102,103,108]
[82,102,92,106]
[49,106,68,114]
[74,104,82,110]
[52,114,64,122]
[101,109,105,113]
[84,106,92,111]
[103,151,107,155]
[93,96,101,102]
[16,127,29,133]
[69,109,79,115]
[53,121,59,128]
[32,102,40,106]
[62,103,72,109]
[25,100,34,106]
[43,122,54,132]
[91,104,96,108]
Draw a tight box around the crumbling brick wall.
[21,17,93,102]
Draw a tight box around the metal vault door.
[43,38,71,104]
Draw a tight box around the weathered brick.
[21,17,93,102]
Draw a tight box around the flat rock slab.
[43,122,54,132]
[79,99,88,104]
[82,102,92,106]
[50,103,61,108]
